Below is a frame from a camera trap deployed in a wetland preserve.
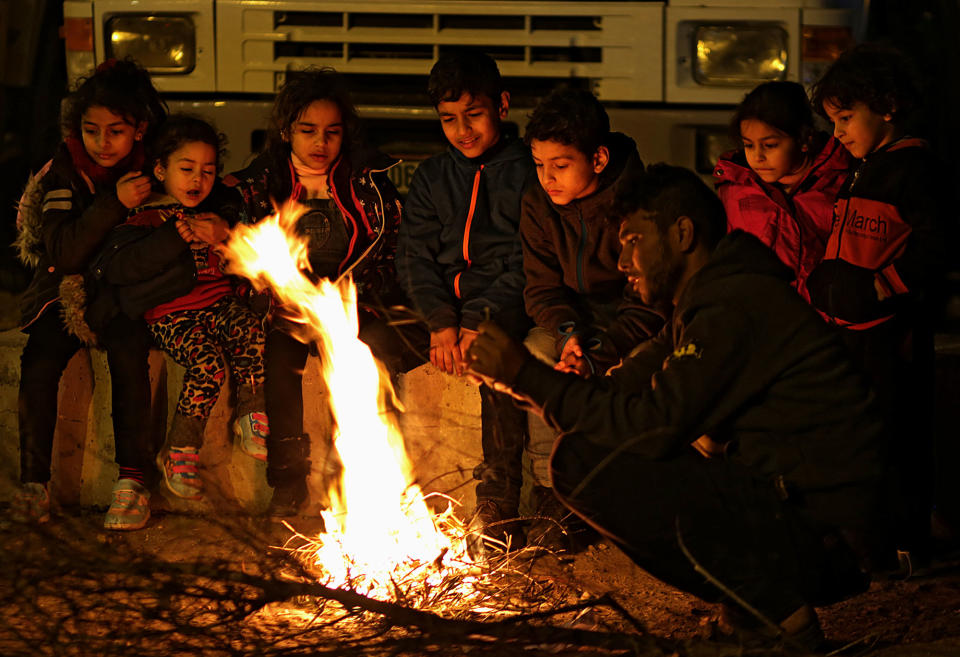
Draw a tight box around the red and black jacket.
[224,144,404,312]
[806,138,951,329]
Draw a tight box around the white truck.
[60,0,864,190]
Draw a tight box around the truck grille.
[215,0,662,102]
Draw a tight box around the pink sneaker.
[157,446,204,500]
[103,479,150,531]
[234,412,269,461]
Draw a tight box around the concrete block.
[0,328,484,520]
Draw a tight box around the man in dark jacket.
[467,164,884,649]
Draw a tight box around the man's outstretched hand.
[466,321,530,386]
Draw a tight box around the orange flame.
[224,201,471,598]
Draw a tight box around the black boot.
[268,475,309,518]
[468,498,525,559]
[525,485,571,552]
[266,435,311,519]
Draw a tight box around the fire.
[223,201,473,600]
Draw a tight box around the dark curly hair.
[150,114,226,174]
[730,81,815,147]
[265,67,362,164]
[524,88,610,157]
[810,43,918,125]
[427,51,503,107]
[611,163,726,250]
[60,57,167,143]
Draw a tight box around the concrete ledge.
[0,328,482,516]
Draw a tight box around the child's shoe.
[11,482,51,524]
[157,446,204,500]
[104,478,150,531]
[234,411,269,461]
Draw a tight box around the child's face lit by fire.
[81,105,142,169]
[823,100,896,160]
[436,92,508,159]
[155,141,217,208]
[530,139,609,206]
[288,99,344,174]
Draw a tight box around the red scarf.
[65,136,146,187]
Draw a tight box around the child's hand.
[430,326,463,375]
[116,171,152,209]
[555,335,590,376]
[187,213,229,244]
[874,277,889,301]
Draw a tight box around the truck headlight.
[693,24,787,86]
[105,15,196,74]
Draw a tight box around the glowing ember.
[223,201,474,601]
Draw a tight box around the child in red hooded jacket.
[714,81,851,302]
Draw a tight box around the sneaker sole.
[156,451,204,501]
[104,510,150,531]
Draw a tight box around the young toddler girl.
[100,115,269,502]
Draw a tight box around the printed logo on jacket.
[826,197,911,270]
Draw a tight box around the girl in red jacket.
[713,81,851,301]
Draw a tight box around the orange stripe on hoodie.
[454,165,483,299]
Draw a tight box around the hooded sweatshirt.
[713,134,851,302]
[397,138,535,331]
[520,132,664,366]
[511,231,883,525]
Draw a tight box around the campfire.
[224,202,495,611]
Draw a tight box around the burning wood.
[223,202,553,615]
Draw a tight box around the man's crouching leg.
[550,433,833,650]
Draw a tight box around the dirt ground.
[1,506,959,657]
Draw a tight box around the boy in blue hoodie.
[397,51,534,552]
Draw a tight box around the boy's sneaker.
[157,446,204,500]
[104,479,151,531]
[234,412,269,461]
[11,482,51,524]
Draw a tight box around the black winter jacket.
[512,231,884,526]
[397,138,535,331]
[84,182,243,331]
[224,145,405,311]
[19,143,131,328]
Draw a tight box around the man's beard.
[641,243,683,308]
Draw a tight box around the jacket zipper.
[577,208,587,293]
[454,164,483,298]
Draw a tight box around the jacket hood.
[537,132,643,217]
[714,133,851,190]
[680,230,794,308]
